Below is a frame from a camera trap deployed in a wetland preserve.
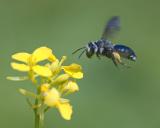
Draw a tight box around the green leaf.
[7,76,28,81]
[19,88,38,99]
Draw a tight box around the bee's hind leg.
[111,57,119,68]
[111,52,130,68]
[119,61,131,68]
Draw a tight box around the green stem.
[44,107,50,113]
[29,73,45,128]
[35,112,44,128]
[40,111,44,128]
[34,88,44,128]
[35,113,40,128]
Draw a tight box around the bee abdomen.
[114,44,136,61]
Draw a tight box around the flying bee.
[72,16,137,67]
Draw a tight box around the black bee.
[73,16,136,67]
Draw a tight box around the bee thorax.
[100,48,104,54]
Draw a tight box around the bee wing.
[101,16,120,40]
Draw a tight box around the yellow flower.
[62,81,79,93]
[44,88,72,120]
[11,47,56,77]
[53,74,70,85]
[48,54,57,62]
[40,83,50,93]
[46,59,60,76]
[44,88,60,106]
[57,102,72,120]
[9,46,84,122]
[47,56,67,76]
[62,64,83,79]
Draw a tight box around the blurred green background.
[0,0,160,128]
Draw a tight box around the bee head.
[86,42,95,58]
[86,51,94,58]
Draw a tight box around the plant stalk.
[34,88,44,128]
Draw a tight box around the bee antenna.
[78,50,86,59]
[72,47,86,54]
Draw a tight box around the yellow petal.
[33,65,52,77]
[44,88,60,107]
[12,53,31,63]
[50,59,59,70]
[53,74,69,85]
[57,102,73,120]
[11,62,30,72]
[48,59,61,75]
[62,64,83,79]
[64,81,79,93]
[48,54,57,62]
[40,83,50,93]
[32,47,52,63]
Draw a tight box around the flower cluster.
[8,46,83,120]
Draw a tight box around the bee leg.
[111,52,120,68]
[96,53,101,59]
[111,57,119,68]
[119,61,131,68]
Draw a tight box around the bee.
[72,16,137,67]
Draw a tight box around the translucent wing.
[101,16,120,40]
